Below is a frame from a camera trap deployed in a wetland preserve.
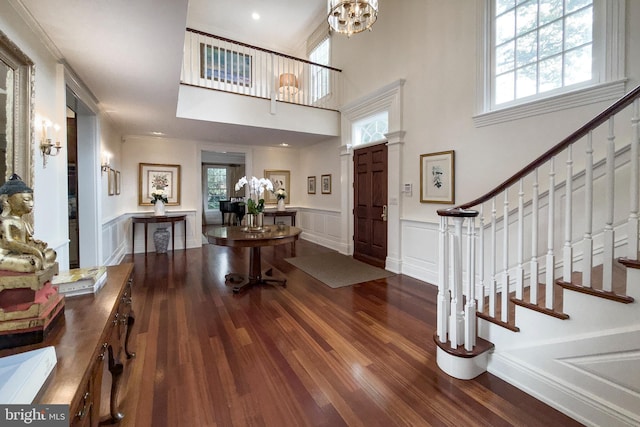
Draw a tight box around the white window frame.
[353,111,389,147]
[474,0,626,127]
[309,37,331,103]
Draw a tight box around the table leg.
[144,223,148,255]
[184,218,187,251]
[171,222,175,253]
[228,246,287,293]
[132,223,135,255]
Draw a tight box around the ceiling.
[17,0,330,148]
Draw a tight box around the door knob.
[381,205,388,221]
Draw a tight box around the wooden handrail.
[186,28,343,73]
[440,84,640,216]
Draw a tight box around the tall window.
[493,0,593,107]
[309,37,330,102]
[205,166,227,210]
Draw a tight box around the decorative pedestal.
[0,264,64,350]
[153,227,170,253]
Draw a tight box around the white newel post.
[449,217,465,348]
[437,216,450,342]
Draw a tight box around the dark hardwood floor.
[117,238,583,427]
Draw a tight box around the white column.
[530,169,539,304]
[385,131,405,273]
[437,216,450,342]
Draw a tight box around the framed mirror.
[0,30,34,189]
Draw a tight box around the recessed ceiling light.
[280,143,289,147]
[252,12,260,20]
[151,131,164,136]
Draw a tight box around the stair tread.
[478,260,633,331]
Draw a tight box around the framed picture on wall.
[138,163,181,205]
[307,176,316,194]
[321,174,331,194]
[264,169,290,204]
[420,150,455,204]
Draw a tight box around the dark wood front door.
[353,143,388,268]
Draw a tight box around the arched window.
[353,111,388,146]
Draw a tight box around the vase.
[245,213,264,230]
[277,198,285,211]
[153,227,170,253]
[154,200,166,216]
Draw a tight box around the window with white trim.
[353,112,389,147]
[494,0,593,106]
[309,37,330,102]
[476,0,626,125]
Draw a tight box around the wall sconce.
[278,73,299,96]
[39,119,62,168]
[101,152,112,173]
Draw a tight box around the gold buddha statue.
[0,174,57,273]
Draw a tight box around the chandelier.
[327,0,378,37]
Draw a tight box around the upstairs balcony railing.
[182,28,343,111]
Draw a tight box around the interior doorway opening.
[201,151,245,225]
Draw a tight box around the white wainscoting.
[400,220,440,286]
[101,210,199,264]
[296,208,348,254]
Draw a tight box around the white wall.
[332,0,640,225]
[0,1,70,268]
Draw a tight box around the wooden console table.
[132,214,187,254]
[0,263,136,426]
[263,209,297,226]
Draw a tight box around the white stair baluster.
[563,146,574,282]
[545,158,556,310]
[490,198,497,318]
[583,132,594,288]
[477,205,485,307]
[530,169,539,304]
[502,190,510,323]
[603,118,615,292]
[516,179,524,300]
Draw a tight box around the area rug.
[284,252,394,288]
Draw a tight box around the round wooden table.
[207,225,301,293]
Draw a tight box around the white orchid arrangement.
[235,176,273,214]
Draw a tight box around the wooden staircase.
[434,85,640,426]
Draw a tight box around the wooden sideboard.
[0,263,135,426]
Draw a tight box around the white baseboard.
[488,351,640,427]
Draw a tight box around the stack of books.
[51,266,107,297]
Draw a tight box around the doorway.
[201,151,245,225]
[353,143,388,268]
[66,107,79,268]
[65,85,100,268]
